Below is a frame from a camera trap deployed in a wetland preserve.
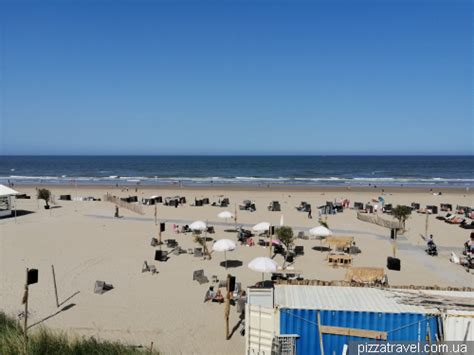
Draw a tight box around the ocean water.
[0,155,473,188]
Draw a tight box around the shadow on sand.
[27,303,76,330]
[312,246,331,252]
[219,260,243,268]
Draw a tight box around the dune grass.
[0,312,158,355]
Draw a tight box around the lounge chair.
[193,269,209,284]
[142,261,157,274]
[150,237,159,247]
[436,213,452,221]
[166,239,178,248]
[194,248,203,257]
[294,246,304,256]
[94,280,114,295]
[268,201,281,212]
[273,245,285,255]
[460,221,474,229]
[155,250,168,262]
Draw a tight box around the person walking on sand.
[308,207,312,219]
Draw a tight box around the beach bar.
[246,285,473,355]
[0,184,20,218]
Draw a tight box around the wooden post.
[224,274,231,340]
[13,196,17,223]
[23,268,29,353]
[392,230,397,257]
[425,213,429,237]
[51,265,59,308]
[317,311,325,355]
[159,230,162,250]
[269,226,272,257]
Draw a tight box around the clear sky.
[0,0,472,155]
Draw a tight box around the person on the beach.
[213,289,224,303]
[308,207,312,219]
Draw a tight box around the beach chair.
[150,237,159,247]
[207,226,215,234]
[274,245,285,255]
[294,246,304,256]
[193,269,204,281]
[94,280,114,295]
[297,231,308,240]
[194,248,203,257]
[142,261,157,274]
[187,248,194,254]
[166,239,178,248]
[193,270,209,284]
[154,250,168,262]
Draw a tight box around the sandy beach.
[1,184,473,354]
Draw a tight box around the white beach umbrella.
[189,220,207,231]
[279,215,284,227]
[252,222,270,232]
[309,226,332,238]
[217,211,233,224]
[248,257,279,280]
[212,239,236,269]
[218,211,233,219]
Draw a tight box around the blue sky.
[0,0,472,155]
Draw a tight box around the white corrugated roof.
[274,285,445,314]
[443,311,474,341]
[0,184,19,197]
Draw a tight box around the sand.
[1,185,473,354]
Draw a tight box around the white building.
[0,184,20,217]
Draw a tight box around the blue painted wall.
[280,309,439,355]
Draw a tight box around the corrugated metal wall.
[443,312,474,341]
[280,309,439,355]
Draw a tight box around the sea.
[0,156,473,188]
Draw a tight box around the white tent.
[0,184,19,197]
[0,184,19,218]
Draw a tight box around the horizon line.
[1,154,473,157]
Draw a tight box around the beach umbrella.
[212,239,236,269]
[271,239,282,246]
[218,211,233,223]
[248,257,279,280]
[309,226,332,238]
[189,220,207,231]
[252,222,270,233]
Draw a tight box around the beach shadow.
[228,316,244,339]
[27,303,76,330]
[204,237,214,242]
[58,291,80,307]
[312,246,331,252]
[224,229,238,233]
[50,205,62,209]
[219,260,243,268]
[0,210,35,219]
